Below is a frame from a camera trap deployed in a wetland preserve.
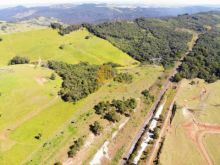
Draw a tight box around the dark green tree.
[90,121,103,135]
[9,56,30,65]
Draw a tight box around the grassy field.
[160,79,220,165]
[159,106,205,165]
[0,28,136,66]
[204,134,220,165]
[0,64,163,165]
[0,22,45,35]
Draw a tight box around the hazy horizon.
[1,0,220,8]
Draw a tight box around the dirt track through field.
[183,121,220,165]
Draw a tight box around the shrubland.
[9,56,30,65]
[94,98,137,121]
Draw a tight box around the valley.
[0,6,220,165]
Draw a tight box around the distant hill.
[0,3,220,24]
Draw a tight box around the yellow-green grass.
[0,22,45,35]
[160,106,205,165]
[51,64,164,165]
[0,64,163,165]
[203,134,220,165]
[174,79,220,124]
[0,28,136,66]
[160,79,220,165]
[0,64,61,131]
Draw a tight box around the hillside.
[0,28,136,66]
[85,18,192,68]
[86,12,220,68]
[176,27,220,83]
[1,10,220,165]
[0,64,163,165]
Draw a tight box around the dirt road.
[145,101,174,165]
[183,121,220,165]
[122,31,199,164]
[122,54,187,164]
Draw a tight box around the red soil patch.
[182,121,220,165]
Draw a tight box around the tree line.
[9,56,30,65]
[50,22,82,36]
[174,29,220,83]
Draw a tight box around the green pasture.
[0,64,163,165]
[0,28,136,66]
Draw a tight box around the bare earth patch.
[0,130,16,152]
[183,121,220,165]
[35,77,48,85]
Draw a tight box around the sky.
[0,0,220,7]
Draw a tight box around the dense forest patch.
[84,12,220,68]
[175,29,220,83]
[168,12,220,32]
[94,98,137,122]
[48,61,115,102]
[84,18,192,68]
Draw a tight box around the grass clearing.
[203,134,220,165]
[0,28,136,66]
[0,64,163,165]
[0,22,45,35]
[160,106,205,165]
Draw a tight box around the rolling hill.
[0,63,163,165]
[0,4,220,24]
[0,28,136,66]
[1,10,220,165]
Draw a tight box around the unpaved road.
[122,31,199,164]
[183,121,220,165]
[122,52,190,163]
[145,100,174,165]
